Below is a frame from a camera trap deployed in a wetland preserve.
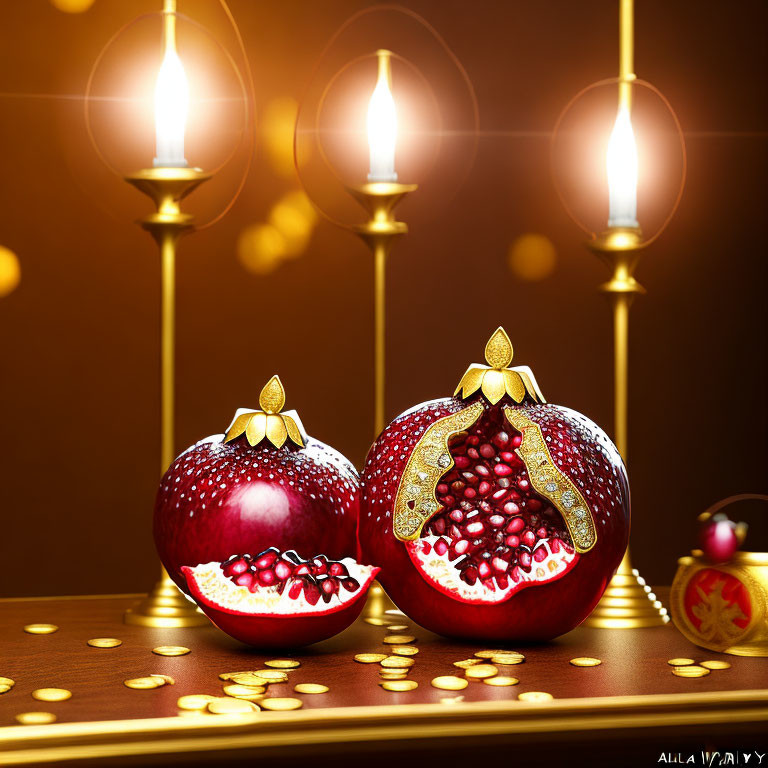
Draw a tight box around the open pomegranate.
[359,328,629,641]
[154,375,378,647]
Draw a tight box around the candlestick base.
[583,553,669,628]
[124,570,209,628]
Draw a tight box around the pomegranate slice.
[184,550,378,647]
[360,328,629,642]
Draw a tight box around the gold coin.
[518,691,554,702]
[386,624,409,632]
[440,696,465,705]
[23,624,58,635]
[354,653,387,664]
[491,653,525,665]
[475,649,512,659]
[230,673,270,686]
[151,674,175,685]
[570,657,602,667]
[32,688,71,702]
[219,671,249,681]
[379,670,408,680]
[207,697,259,714]
[365,617,388,626]
[0,677,15,687]
[223,684,266,699]
[294,683,329,694]
[87,638,122,649]
[260,697,303,711]
[390,646,419,656]
[253,669,289,682]
[0,684,12,694]
[667,658,695,666]
[701,660,731,670]
[264,659,300,670]
[672,665,710,678]
[380,656,414,669]
[484,676,519,687]
[431,676,468,691]
[383,635,416,645]
[124,677,163,690]
[152,646,190,657]
[465,664,498,680]
[453,659,481,669]
[16,712,56,725]
[177,695,217,711]
[380,680,418,692]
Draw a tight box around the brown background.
[0,0,766,598]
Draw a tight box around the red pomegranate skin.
[359,395,630,642]
[154,434,360,594]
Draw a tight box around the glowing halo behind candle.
[367,50,398,182]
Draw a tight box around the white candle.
[153,5,189,168]
[606,103,638,228]
[366,50,397,183]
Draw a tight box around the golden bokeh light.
[50,0,96,13]
[508,233,557,281]
[262,97,301,179]
[0,246,21,297]
[237,223,287,275]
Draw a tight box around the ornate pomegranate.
[154,375,378,648]
[359,328,629,641]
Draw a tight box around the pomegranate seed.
[288,580,303,599]
[467,436,480,446]
[527,498,542,512]
[493,464,513,477]
[505,516,524,533]
[319,576,338,595]
[496,574,509,589]
[235,573,254,588]
[475,464,490,477]
[228,558,249,575]
[442,494,455,506]
[449,509,464,523]
[478,481,492,496]
[492,431,509,448]
[467,448,480,460]
[505,535,520,548]
[550,538,562,553]
[478,561,492,579]
[487,514,504,527]
[421,541,432,554]
[462,565,478,585]
[533,545,548,563]
[464,488,477,499]
[522,530,537,547]
[500,451,516,463]
[479,443,495,458]
[462,472,478,485]
[452,480,466,492]
[329,562,349,578]
[492,488,508,501]
[342,577,360,592]
[454,539,470,555]
[518,479,530,491]
[433,517,447,534]
[258,570,276,586]
[465,521,485,536]
[303,581,321,605]
[519,551,532,570]
[294,563,311,576]
[434,538,449,557]
[454,456,471,469]
[437,483,449,495]
[275,561,293,580]
[511,434,522,448]
[537,527,548,539]
[312,557,328,575]
[254,549,278,569]
[492,557,508,573]
[511,566,522,582]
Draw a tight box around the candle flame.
[606,103,638,228]
[367,50,397,182]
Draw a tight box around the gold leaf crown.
[454,327,545,405]
[224,375,306,449]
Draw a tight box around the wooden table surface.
[1,591,766,767]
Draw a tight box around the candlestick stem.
[373,240,387,434]
[123,166,212,628]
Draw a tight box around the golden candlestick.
[583,0,668,628]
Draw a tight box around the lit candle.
[606,103,638,228]
[366,49,397,183]
[153,0,189,168]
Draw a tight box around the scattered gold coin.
[32,688,71,702]
[16,712,56,725]
[390,646,419,656]
[253,670,289,682]
[380,680,418,692]
[124,677,164,690]
[667,658,695,666]
[701,660,731,670]
[672,665,710,678]
[354,653,388,664]
[0,685,12,695]
[219,671,249,681]
[570,657,602,667]
[223,684,265,699]
[431,676,468,691]
[453,659,481,669]
[177,695,217,711]
[230,673,270,686]
[207,697,259,714]
[386,625,409,632]
[23,624,58,635]
[364,617,388,626]
[150,674,175,685]
[383,635,416,645]
[379,670,408,680]
[465,664,498,680]
[260,697,303,711]
[0,677,15,688]
[484,676,520,687]
[475,649,512,659]
[491,653,525,665]
[87,638,122,649]
[518,691,554,702]
[294,683,329,694]
[264,659,300,670]
[440,696,465,704]
[380,656,414,669]
[152,646,190,657]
